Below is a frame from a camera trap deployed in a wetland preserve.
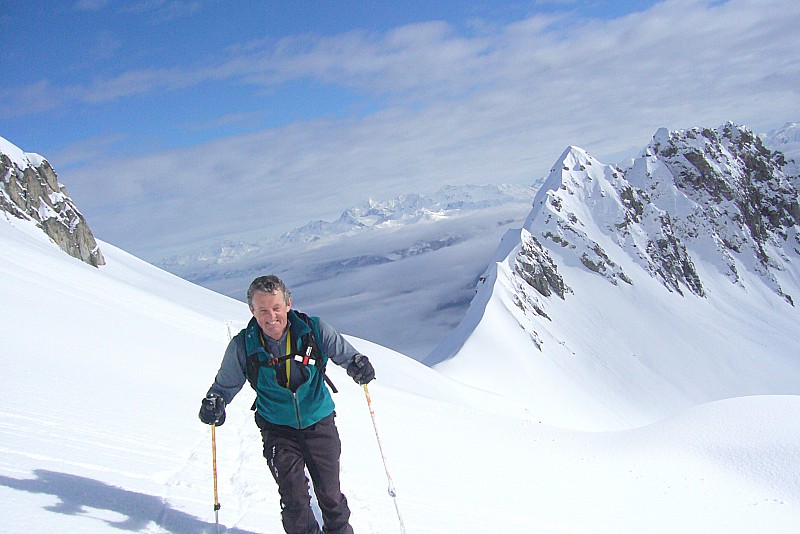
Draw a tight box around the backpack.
[244,310,338,399]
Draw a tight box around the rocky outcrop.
[515,230,568,299]
[1,137,105,267]
[635,124,800,303]
[516,123,800,306]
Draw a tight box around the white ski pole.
[363,384,407,534]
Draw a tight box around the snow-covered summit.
[635,123,800,302]
[0,135,46,169]
[522,122,800,304]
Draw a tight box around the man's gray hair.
[247,275,292,307]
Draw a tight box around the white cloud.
[48,133,129,170]
[38,0,800,259]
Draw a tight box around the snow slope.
[2,191,800,532]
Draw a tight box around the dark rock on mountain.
[1,137,105,267]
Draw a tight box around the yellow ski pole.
[211,424,221,534]
[363,384,407,533]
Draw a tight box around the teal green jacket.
[207,310,359,429]
[244,311,334,428]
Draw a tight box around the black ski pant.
[256,412,354,534]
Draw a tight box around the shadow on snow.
[0,469,258,533]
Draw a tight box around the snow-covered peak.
[527,144,626,230]
[636,124,799,297]
[535,145,607,197]
[553,145,594,173]
[0,135,45,169]
[651,126,671,148]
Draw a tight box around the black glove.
[346,354,375,384]
[199,393,226,426]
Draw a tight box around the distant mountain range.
[160,183,538,266]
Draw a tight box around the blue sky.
[1,0,661,156]
[1,0,798,260]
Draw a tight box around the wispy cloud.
[122,0,204,24]
[75,0,203,22]
[1,65,228,119]
[185,109,271,132]
[49,133,129,170]
[10,1,798,121]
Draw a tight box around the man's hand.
[347,354,375,385]
[199,393,226,426]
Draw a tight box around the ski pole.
[363,384,407,534]
[212,424,221,534]
[211,325,234,534]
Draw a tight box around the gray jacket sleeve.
[317,317,361,368]
[206,332,247,405]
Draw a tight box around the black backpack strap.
[295,311,338,394]
[301,324,339,393]
[245,352,275,390]
[323,373,339,394]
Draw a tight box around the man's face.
[250,290,292,340]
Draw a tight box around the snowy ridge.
[0,135,44,169]
[430,123,800,431]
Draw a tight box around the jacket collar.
[245,310,311,356]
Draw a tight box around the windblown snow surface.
[2,211,800,533]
